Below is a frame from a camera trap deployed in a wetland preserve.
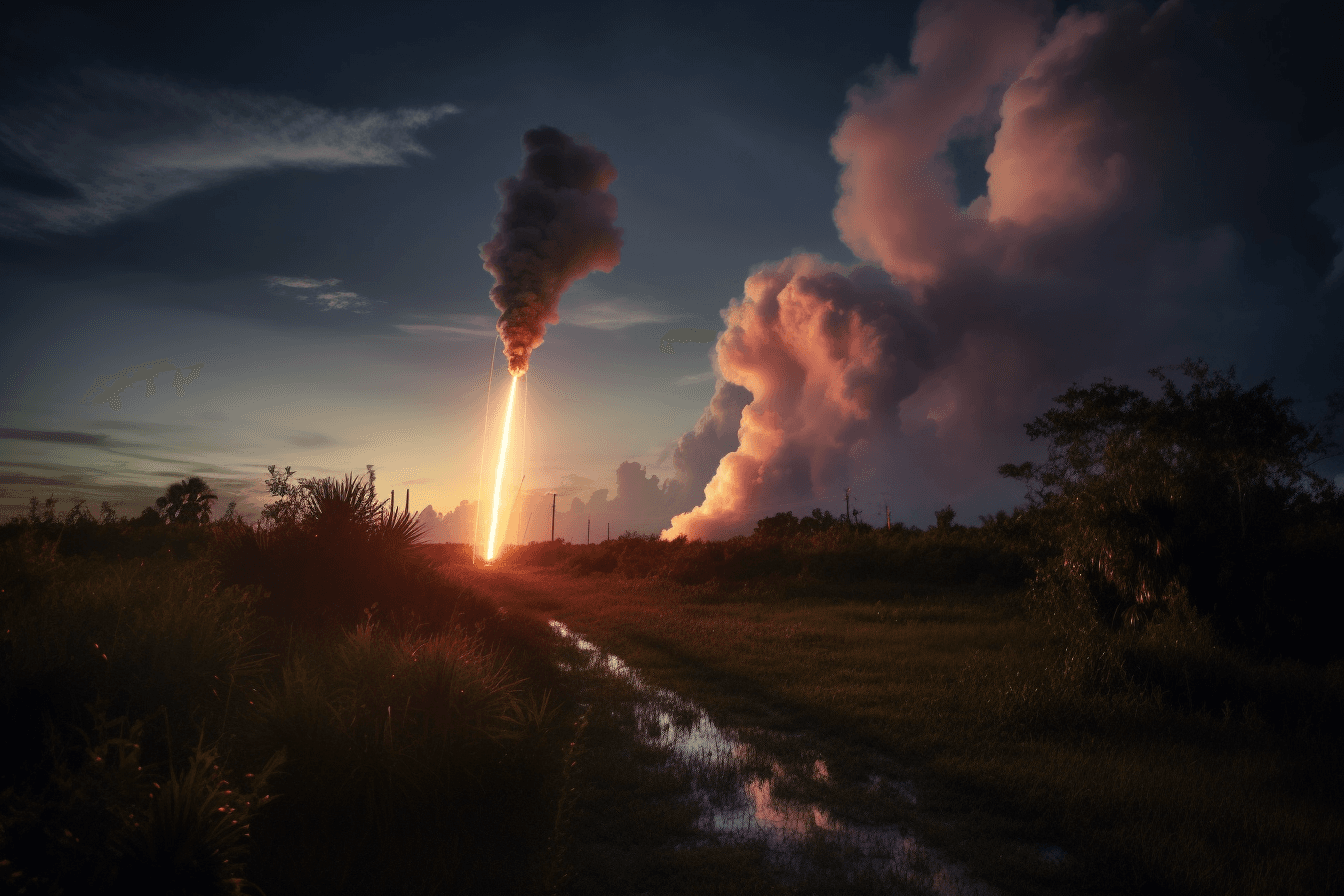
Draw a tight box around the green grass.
[455,555,1344,896]
[0,520,577,895]
[8,502,1340,895]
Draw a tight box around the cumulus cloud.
[665,0,1342,539]
[0,69,458,236]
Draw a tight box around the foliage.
[1000,359,1341,655]
[155,477,219,525]
[752,508,847,537]
[216,468,443,628]
[1,499,576,896]
[0,532,280,894]
[259,465,308,527]
[0,498,214,560]
[242,621,563,894]
[504,516,1028,592]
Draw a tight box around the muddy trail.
[450,564,1096,896]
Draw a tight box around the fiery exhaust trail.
[486,373,520,561]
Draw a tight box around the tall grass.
[0,529,279,893]
[1,504,577,895]
[241,622,565,894]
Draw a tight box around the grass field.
[442,553,1344,896]
[5,503,1340,895]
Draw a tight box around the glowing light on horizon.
[486,372,521,561]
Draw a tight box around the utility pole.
[550,493,556,542]
[845,487,851,524]
[607,522,610,542]
[587,518,591,544]
[885,503,891,530]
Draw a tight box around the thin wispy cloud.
[394,313,497,340]
[563,297,677,331]
[672,370,717,387]
[306,291,370,312]
[266,275,375,312]
[0,427,106,445]
[267,276,342,289]
[0,69,459,236]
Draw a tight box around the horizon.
[3,0,1342,542]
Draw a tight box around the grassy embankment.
[3,502,902,896]
[0,507,575,895]
[435,526,1343,896]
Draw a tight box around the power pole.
[587,518,591,544]
[885,503,891,530]
[845,487,851,524]
[607,522,610,542]
[550,493,556,542]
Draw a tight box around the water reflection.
[551,621,1001,895]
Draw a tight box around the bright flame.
[486,373,520,561]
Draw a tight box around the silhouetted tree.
[154,477,217,525]
[1002,358,1337,649]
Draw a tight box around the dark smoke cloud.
[481,126,623,375]
[665,0,1343,540]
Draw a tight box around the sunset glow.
[485,373,521,561]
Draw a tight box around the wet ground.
[552,620,1008,895]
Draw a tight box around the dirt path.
[444,563,1094,896]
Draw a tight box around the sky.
[1,0,1341,544]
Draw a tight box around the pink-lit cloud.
[663,0,1339,539]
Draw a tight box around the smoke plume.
[481,126,623,375]
[665,0,1342,540]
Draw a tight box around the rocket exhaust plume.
[481,126,623,375]
[479,126,621,559]
[485,374,519,561]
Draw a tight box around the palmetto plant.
[301,472,427,554]
[215,469,429,626]
[156,477,218,525]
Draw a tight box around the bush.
[1001,359,1343,658]
[503,518,1029,593]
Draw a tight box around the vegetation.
[0,473,577,895]
[477,359,1343,896]
[999,359,1341,658]
[4,358,1340,895]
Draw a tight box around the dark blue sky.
[2,0,1340,537]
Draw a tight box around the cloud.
[563,297,677,331]
[266,276,342,289]
[266,275,375,312]
[0,69,458,236]
[394,314,497,340]
[0,473,73,487]
[665,257,929,539]
[665,0,1342,539]
[672,370,717,387]
[0,427,106,445]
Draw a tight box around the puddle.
[551,621,999,895]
